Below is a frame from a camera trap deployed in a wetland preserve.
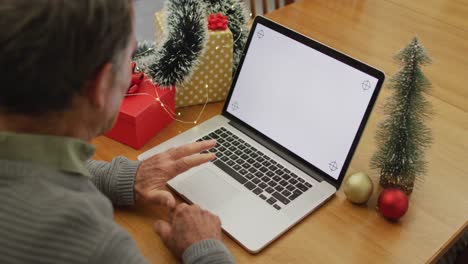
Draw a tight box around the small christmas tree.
[371,37,433,194]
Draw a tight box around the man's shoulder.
[0,161,115,232]
[0,162,134,263]
[1,160,108,206]
[0,195,139,263]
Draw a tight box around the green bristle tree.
[371,37,433,194]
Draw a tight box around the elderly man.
[0,0,234,263]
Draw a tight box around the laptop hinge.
[228,120,325,184]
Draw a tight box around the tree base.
[379,174,415,195]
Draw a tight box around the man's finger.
[168,139,217,160]
[174,152,215,174]
[154,220,172,242]
[174,203,190,215]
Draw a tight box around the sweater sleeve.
[92,229,235,264]
[182,239,235,264]
[90,224,150,264]
[86,157,141,206]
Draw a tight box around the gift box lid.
[119,79,174,124]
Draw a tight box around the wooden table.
[93,0,468,262]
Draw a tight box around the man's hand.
[154,203,223,258]
[134,140,216,208]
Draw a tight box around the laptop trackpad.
[179,168,239,210]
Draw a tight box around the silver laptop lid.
[222,16,384,188]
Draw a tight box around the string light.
[128,3,247,125]
[211,1,247,48]
[125,80,210,125]
[127,31,234,125]
[134,47,154,58]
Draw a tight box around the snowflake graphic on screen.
[362,80,371,91]
[257,30,264,39]
[231,101,239,111]
[329,161,339,172]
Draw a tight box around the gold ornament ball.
[343,172,374,204]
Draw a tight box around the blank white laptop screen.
[226,24,378,180]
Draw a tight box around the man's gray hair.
[0,0,133,114]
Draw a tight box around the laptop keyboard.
[196,127,313,210]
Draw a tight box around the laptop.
[138,16,385,253]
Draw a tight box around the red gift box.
[105,79,175,149]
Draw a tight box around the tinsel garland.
[133,0,249,87]
[132,41,156,71]
[148,0,208,87]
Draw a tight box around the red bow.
[208,13,228,31]
[128,62,144,94]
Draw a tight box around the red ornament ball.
[377,188,409,221]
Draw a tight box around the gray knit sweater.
[0,132,234,264]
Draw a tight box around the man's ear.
[85,63,114,109]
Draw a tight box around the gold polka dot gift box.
[155,11,233,108]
